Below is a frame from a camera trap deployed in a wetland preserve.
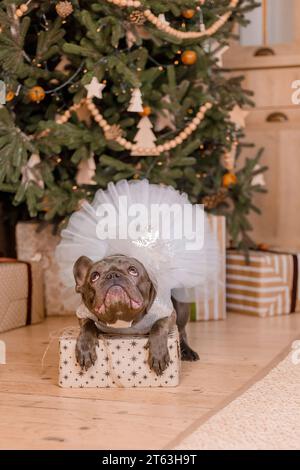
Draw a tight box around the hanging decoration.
[181,50,198,65]
[125,23,151,48]
[55,1,74,19]
[76,155,97,185]
[157,14,170,26]
[104,124,124,141]
[229,105,249,129]
[155,96,176,132]
[222,172,237,188]
[182,10,196,20]
[131,116,157,156]
[212,43,230,67]
[6,90,15,102]
[129,10,147,25]
[85,77,106,99]
[21,154,44,189]
[127,88,144,113]
[104,0,238,40]
[28,86,46,103]
[202,188,228,209]
[251,165,266,187]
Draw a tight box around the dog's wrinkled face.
[74,255,156,325]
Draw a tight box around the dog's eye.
[90,271,100,283]
[128,266,138,276]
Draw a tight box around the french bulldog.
[74,254,199,376]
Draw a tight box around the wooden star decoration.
[155,96,176,132]
[85,77,106,99]
[252,165,266,187]
[229,105,249,129]
[213,44,229,67]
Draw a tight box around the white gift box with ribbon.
[59,327,181,388]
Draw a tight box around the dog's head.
[73,255,156,325]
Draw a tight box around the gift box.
[16,222,76,316]
[59,327,181,388]
[227,249,300,317]
[0,259,45,333]
[189,215,226,321]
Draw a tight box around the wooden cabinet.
[244,120,300,248]
[224,2,300,249]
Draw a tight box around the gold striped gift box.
[226,250,300,317]
[190,215,226,321]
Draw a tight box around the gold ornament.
[129,10,146,25]
[202,188,228,209]
[257,243,270,251]
[181,50,197,65]
[104,124,123,140]
[222,172,237,188]
[28,86,46,103]
[182,10,196,19]
[6,90,15,102]
[55,1,74,19]
[139,106,152,117]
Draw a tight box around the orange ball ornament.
[182,10,196,19]
[257,242,270,251]
[222,172,237,188]
[28,86,46,103]
[181,50,197,66]
[139,106,152,117]
[6,90,15,102]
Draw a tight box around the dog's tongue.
[104,285,143,311]
[105,285,130,308]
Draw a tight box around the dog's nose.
[105,271,121,280]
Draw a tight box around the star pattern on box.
[85,77,106,99]
[59,330,180,388]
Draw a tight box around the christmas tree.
[0,0,265,249]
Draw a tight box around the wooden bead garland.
[104,0,238,40]
[49,98,212,157]
[223,140,238,171]
[15,2,30,18]
[106,0,142,7]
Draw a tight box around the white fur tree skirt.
[175,345,300,450]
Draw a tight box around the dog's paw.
[147,341,170,376]
[180,340,199,362]
[75,333,98,371]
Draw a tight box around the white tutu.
[56,179,220,330]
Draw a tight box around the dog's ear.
[73,256,93,293]
[146,282,157,313]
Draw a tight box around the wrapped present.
[16,222,77,316]
[227,249,300,317]
[59,327,181,388]
[0,258,45,333]
[189,215,226,321]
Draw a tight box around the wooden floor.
[1,313,300,450]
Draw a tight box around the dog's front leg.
[147,311,176,376]
[76,318,99,371]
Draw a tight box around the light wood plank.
[0,314,300,449]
